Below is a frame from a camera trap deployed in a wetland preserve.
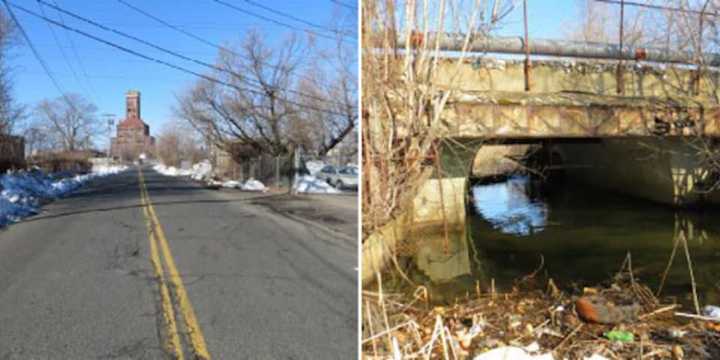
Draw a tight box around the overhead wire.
[210,0,355,43]
[36,0,97,105]
[1,0,77,110]
[115,0,338,92]
[9,1,349,118]
[34,0,347,109]
[238,0,355,38]
[47,0,99,97]
[330,0,357,11]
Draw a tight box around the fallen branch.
[639,304,679,320]
[674,312,720,322]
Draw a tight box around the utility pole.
[102,113,116,161]
[523,0,530,91]
[695,0,710,96]
[616,0,624,95]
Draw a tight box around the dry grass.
[361,0,512,239]
[362,270,720,359]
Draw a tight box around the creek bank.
[362,273,720,359]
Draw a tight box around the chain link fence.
[212,148,357,191]
[217,153,294,189]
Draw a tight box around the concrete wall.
[411,177,468,226]
[361,210,411,284]
[553,138,714,206]
[362,177,469,284]
[471,144,529,178]
[434,59,720,100]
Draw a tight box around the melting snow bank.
[0,165,128,228]
[293,175,340,194]
[153,161,212,181]
[305,160,325,176]
[154,161,268,192]
[219,179,268,192]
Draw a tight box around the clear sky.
[495,0,580,39]
[6,0,580,148]
[6,0,357,148]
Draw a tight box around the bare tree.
[156,119,205,167]
[33,93,99,151]
[565,0,648,46]
[0,9,23,135]
[176,29,356,159]
[176,31,307,157]
[298,34,358,156]
[362,0,512,236]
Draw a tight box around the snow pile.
[220,179,267,192]
[293,175,340,194]
[0,166,128,228]
[190,161,212,181]
[221,180,242,189]
[153,164,191,177]
[305,160,325,176]
[153,160,212,180]
[241,179,266,192]
[91,164,129,176]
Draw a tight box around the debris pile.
[363,275,720,359]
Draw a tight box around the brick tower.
[110,91,155,161]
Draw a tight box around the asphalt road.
[0,166,357,359]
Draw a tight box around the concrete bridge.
[362,38,720,284]
[412,56,720,228]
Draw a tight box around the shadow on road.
[22,193,286,224]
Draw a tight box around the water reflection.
[470,176,548,235]
[390,176,720,306]
[415,227,471,282]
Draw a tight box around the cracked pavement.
[0,166,357,359]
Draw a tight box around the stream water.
[389,176,720,307]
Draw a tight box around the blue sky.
[7,0,357,148]
[7,0,580,148]
[496,0,579,39]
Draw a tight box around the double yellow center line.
[138,167,211,359]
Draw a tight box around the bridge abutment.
[409,140,485,228]
[410,137,720,234]
[554,138,716,206]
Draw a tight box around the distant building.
[110,90,155,161]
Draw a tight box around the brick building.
[110,90,155,161]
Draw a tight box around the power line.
[34,0,345,109]
[115,0,334,90]
[1,0,75,109]
[330,0,357,11]
[36,1,96,105]
[594,0,719,17]
[116,0,225,51]
[210,0,355,43]
[239,0,355,38]
[9,2,348,118]
[47,0,99,98]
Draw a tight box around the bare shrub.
[361,0,512,237]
